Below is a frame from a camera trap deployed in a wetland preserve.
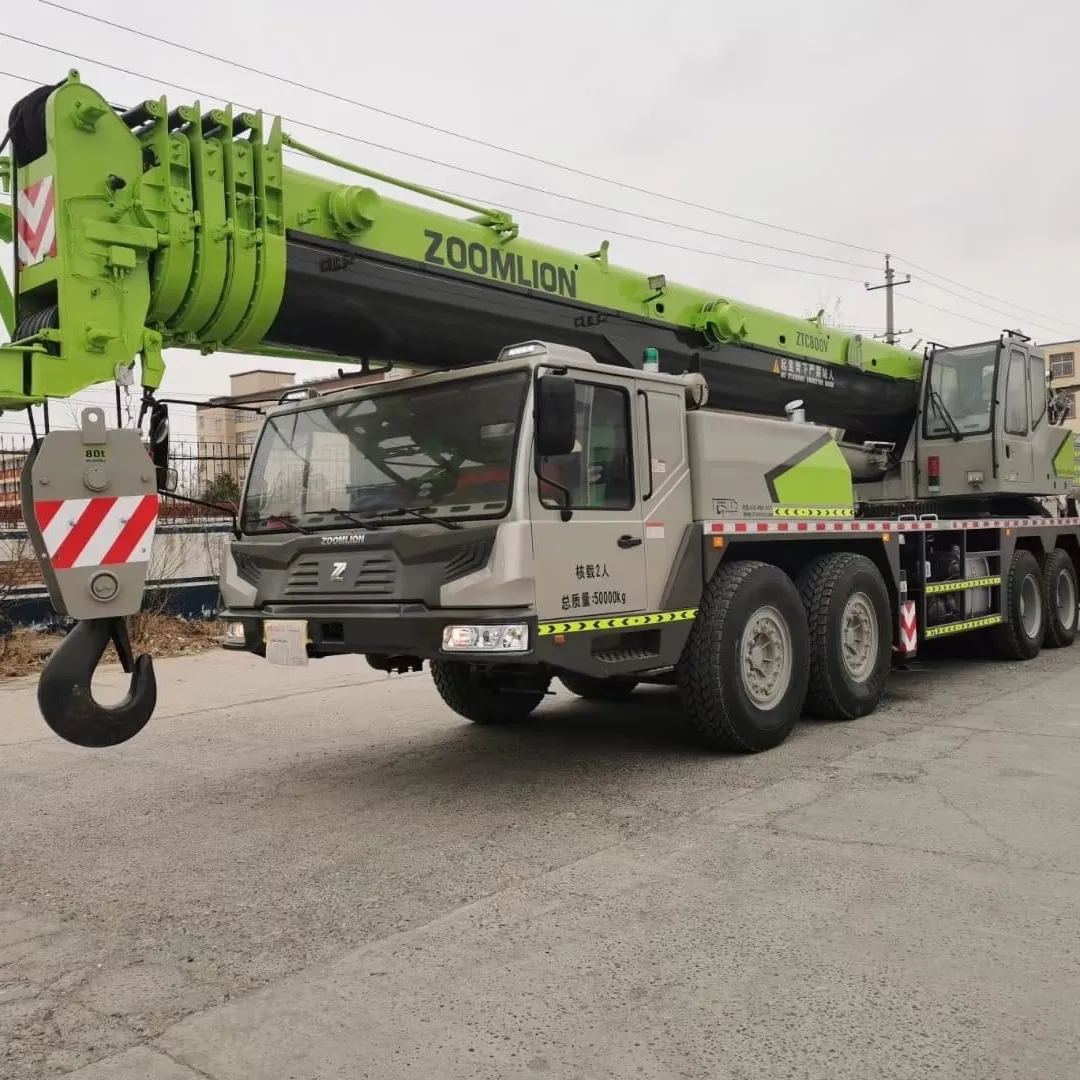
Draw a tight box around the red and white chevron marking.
[704,516,1080,535]
[899,601,918,655]
[33,495,159,571]
[17,176,57,268]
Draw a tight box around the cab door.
[528,372,648,623]
[1001,345,1035,485]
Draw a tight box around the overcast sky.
[3,0,1078,439]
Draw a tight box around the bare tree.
[0,533,37,661]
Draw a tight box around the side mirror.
[535,375,577,457]
[148,401,171,490]
[161,467,179,494]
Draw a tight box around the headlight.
[441,623,529,653]
[222,621,247,644]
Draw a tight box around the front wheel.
[430,661,549,725]
[676,560,809,753]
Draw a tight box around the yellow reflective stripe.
[771,506,854,518]
[537,608,697,637]
[925,575,1001,595]
[924,614,1003,639]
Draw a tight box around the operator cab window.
[539,381,634,511]
[924,344,996,438]
[1029,353,1047,427]
[1004,348,1029,436]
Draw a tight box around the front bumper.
[217,603,537,662]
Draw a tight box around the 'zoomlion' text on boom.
[424,230,578,299]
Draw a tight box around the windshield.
[241,371,529,533]
[924,343,998,438]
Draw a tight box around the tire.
[991,548,1046,660]
[795,551,892,721]
[429,661,549,725]
[1042,548,1078,649]
[676,560,809,753]
[558,673,638,701]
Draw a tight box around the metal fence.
[0,434,253,528]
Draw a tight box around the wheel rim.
[840,591,878,683]
[1019,573,1041,638]
[1056,568,1077,631]
[739,605,793,711]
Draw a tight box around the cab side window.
[539,382,634,510]
[1029,354,1047,426]
[1004,349,1029,435]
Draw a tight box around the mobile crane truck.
[3,72,1079,753]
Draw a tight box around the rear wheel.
[991,548,1046,660]
[676,560,809,753]
[430,661,549,725]
[796,551,892,721]
[559,673,638,701]
[1042,548,1078,648]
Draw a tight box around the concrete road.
[1,643,1079,1079]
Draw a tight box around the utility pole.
[864,254,911,344]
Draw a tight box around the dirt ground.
[0,615,222,679]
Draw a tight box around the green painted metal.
[0,205,12,336]
[169,102,228,337]
[0,73,926,411]
[768,439,855,511]
[1053,431,1076,478]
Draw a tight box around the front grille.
[284,557,319,596]
[283,554,398,597]
[352,552,396,596]
[443,539,494,583]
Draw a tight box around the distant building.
[194,363,422,493]
[0,447,26,513]
[1043,339,1080,445]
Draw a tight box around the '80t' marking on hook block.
[33,495,159,570]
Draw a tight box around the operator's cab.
[916,331,1075,504]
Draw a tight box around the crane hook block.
[20,407,161,746]
[37,617,157,747]
[20,408,159,622]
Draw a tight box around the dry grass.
[0,614,222,679]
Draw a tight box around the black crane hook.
[36,617,157,748]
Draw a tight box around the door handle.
[617,534,643,549]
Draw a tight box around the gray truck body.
[207,335,1080,751]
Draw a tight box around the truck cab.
[218,341,699,687]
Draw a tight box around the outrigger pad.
[20,407,159,621]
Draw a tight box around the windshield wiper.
[316,507,387,530]
[371,506,462,531]
[929,389,963,441]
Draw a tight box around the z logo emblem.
[330,561,347,582]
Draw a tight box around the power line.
[5,40,1076,337]
[51,0,1080,333]
[0,68,37,86]
[275,145,865,283]
[903,267,1080,338]
[0,61,873,287]
[898,255,1079,333]
[0,43,872,287]
[6,44,1075,337]
[902,294,1017,336]
[0,37,878,275]
[40,0,885,260]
